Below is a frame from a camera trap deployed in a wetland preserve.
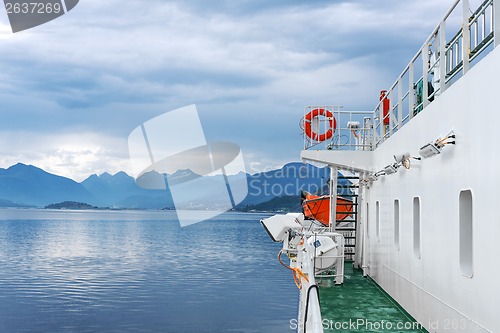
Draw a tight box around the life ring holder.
[304,108,337,142]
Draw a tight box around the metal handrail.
[304,0,497,152]
[369,0,496,149]
[303,285,321,333]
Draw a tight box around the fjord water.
[0,210,296,333]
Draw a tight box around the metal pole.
[463,0,471,74]
[439,20,447,93]
[382,105,386,139]
[409,62,415,119]
[388,91,393,137]
[397,78,403,129]
[495,0,500,47]
[329,166,338,232]
[354,172,364,269]
[362,180,370,277]
[335,234,345,285]
[422,43,429,108]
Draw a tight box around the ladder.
[335,174,359,261]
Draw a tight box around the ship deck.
[318,263,428,333]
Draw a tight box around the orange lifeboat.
[301,190,353,226]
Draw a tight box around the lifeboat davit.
[301,190,353,226]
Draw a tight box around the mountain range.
[0,163,95,207]
[0,162,349,210]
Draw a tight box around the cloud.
[0,0,466,179]
[0,131,132,181]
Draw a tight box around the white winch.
[307,236,339,270]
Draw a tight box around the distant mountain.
[0,198,26,208]
[237,195,302,213]
[0,162,351,210]
[167,169,201,186]
[0,163,97,207]
[45,201,97,210]
[240,162,350,206]
[81,171,173,209]
[115,194,171,209]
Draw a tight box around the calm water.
[0,210,297,333]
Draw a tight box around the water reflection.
[0,210,296,333]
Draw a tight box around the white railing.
[303,106,374,150]
[303,0,498,151]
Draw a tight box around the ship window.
[413,197,421,258]
[394,199,400,250]
[376,201,380,242]
[459,190,473,277]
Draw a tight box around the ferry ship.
[261,0,499,332]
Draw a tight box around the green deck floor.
[318,263,428,333]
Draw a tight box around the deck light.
[419,142,442,158]
[384,164,398,175]
[394,153,410,163]
[419,132,456,158]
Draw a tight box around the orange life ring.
[304,108,336,142]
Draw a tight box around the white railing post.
[335,234,345,285]
[397,78,403,129]
[463,0,471,74]
[495,0,500,47]
[369,117,377,150]
[329,167,338,232]
[335,106,341,149]
[354,172,365,269]
[439,21,447,93]
[422,44,429,108]
[388,91,393,137]
[374,107,380,146]
[304,106,308,150]
[409,62,415,119]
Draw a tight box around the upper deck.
[301,0,498,154]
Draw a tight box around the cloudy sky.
[0,0,464,181]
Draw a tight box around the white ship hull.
[299,1,500,331]
[361,43,500,333]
